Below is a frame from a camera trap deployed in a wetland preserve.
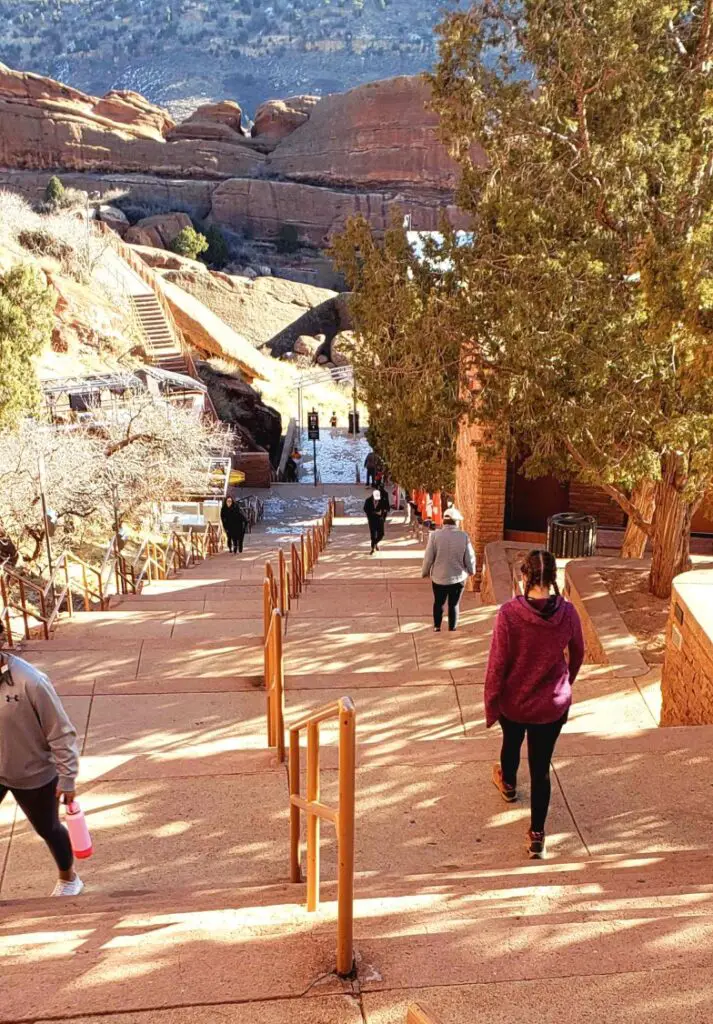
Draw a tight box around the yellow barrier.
[289,696,356,977]
[264,606,285,763]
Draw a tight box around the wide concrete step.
[4,861,713,1021]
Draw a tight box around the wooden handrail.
[407,1006,444,1024]
[289,695,356,978]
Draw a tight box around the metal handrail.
[289,696,356,978]
[264,606,285,763]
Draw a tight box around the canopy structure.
[41,365,208,423]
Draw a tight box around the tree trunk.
[648,458,693,598]
[620,479,656,559]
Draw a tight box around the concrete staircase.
[2,493,713,1022]
[131,292,191,376]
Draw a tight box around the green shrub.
[276,223,300,254]
[201,225,230,269]
[44,175,66,205]
[170,226,209,261]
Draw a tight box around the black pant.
[499,715,566,833]
[226,530,244,553]
[368,517,384,550]
[432,581,465,630]
[0,777,73,872]
[366,468,376,486]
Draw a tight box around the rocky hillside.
[0,0,445,119]
[0,65,474,254]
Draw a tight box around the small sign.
[672,625,683,650]
[307,411,320,441]
[674,602,684,625]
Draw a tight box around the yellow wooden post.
[263,577,272,643]
[407,1005,444,1024]
[278,549,287,615]
[336,698,356,976]
[306,720,320,912]
[274,610,285,763]
[289,729,302,883]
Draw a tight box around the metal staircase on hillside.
[131,293,191,376]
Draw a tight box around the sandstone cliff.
[0,66,472,244]
[265,76,480,191]
[0,65,264,178]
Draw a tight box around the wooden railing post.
[274,611,285,763]
[278,549,288,616]
[289,730,302,883]
[306,720,320,912]
[301,534,307,576]
[337,698,356,976]
[263,577,272,644]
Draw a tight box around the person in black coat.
[221,496,248,554]
[364,488,389,555]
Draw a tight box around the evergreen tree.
[332,216,468,492]
[0,265,54,431]
[427,0,713,597]
[44,175,65,206]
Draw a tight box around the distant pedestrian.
[0,623,83,896]
[221,496,248,554]
[364,488,389,554]
[485,549,584,859]
[364,452,376,487]
[330,411,338,429]
[420,507,475,632]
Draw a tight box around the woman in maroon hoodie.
[485,549,584,858]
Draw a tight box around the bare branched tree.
[0,397,230,568]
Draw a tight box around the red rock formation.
[0,64,264,179]
[266,76,483,191]
[252,96,320,140]
[210,178,469,246]
[124,212,193,249]
[185,101,246,134]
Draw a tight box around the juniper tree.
[0,265,54,431]
[429,0,713,597]
[332,216,468,493]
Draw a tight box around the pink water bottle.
[65,801,93,859]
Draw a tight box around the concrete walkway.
[3,495,713,1022]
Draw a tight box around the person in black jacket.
[221,496,248,553]
[364,488,389,554]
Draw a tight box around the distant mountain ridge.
[0,0,448,118]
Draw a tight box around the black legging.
[432,581,465,631]
[226,528,245,553]
[0,777,73,871]
[499,715,567,833]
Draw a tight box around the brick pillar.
[454,419,507,585]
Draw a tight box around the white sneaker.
[51,875,84,897]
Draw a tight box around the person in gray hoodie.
[0,622,83,896]
[421,507,476,632]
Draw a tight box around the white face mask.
[372,491,381,501]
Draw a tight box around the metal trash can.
[546,513,597,558]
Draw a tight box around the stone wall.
[661,570,713,725]
[454,420,507,587]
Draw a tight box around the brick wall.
[455,421,507,583]
[568,481,626,527]
[661,571,713,725]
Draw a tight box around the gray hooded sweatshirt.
[0,654,79,793]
